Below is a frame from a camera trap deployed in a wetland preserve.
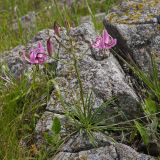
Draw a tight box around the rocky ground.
[1,0,160,159]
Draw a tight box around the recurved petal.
[30,52,37,63]
[105,38,117,49]
[103,30,110,44]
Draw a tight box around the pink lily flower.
[23,42,47,64]
[92,30,117,49]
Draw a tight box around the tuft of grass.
[0,65,54,160]
[52,34,126,145]
[54,82,118,143]
[112,48,160,156]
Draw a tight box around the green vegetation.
[130,58,160,155]
[0,0,117,159]
[52,37,122,143]
[0,64,55,159]
[113,49,160,156]
[1,0,160,159]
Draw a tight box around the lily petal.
[92,29,117,50]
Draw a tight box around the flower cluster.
[23,42,47,64]
[23,22,59,65]
[23,28,116,65]
[92,30,117,50]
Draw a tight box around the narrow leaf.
[52,117,61,134]
[135,121,149,146]
[144,98,156,114]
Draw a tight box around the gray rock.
[104,0,160,72]
[60,132,111,153]
[115,143,155,160]
[35,21,140,152]
[35,111,72,146]
[46,21,139,119]
[52,133,155,160]
[0,45,31,78]
[53,132,118,160]
[1,16,151,159]
[107,0,160,24]
[12,12,36,31]
[53,146,154,160]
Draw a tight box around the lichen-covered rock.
[35,111,73,146]
[0,45,30,77]
[104,0,160,72]
[46,21,139,119]
[107,0,160,24]
[52,132,155,160]
[115,143,155,160]
[34,22,141,152]
[53,145,154,160]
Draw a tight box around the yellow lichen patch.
[107,0,160,24]
[157,25,160,31]
[130,13,141,21]
[137,4,144,10]
[107,13,118,22]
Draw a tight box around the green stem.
[72,53,85,115]
[85,0,97,29]
[66,36,86,116]
[55,35,88,116]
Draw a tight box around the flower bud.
[53,21,61,37]
[47,37,54,57]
